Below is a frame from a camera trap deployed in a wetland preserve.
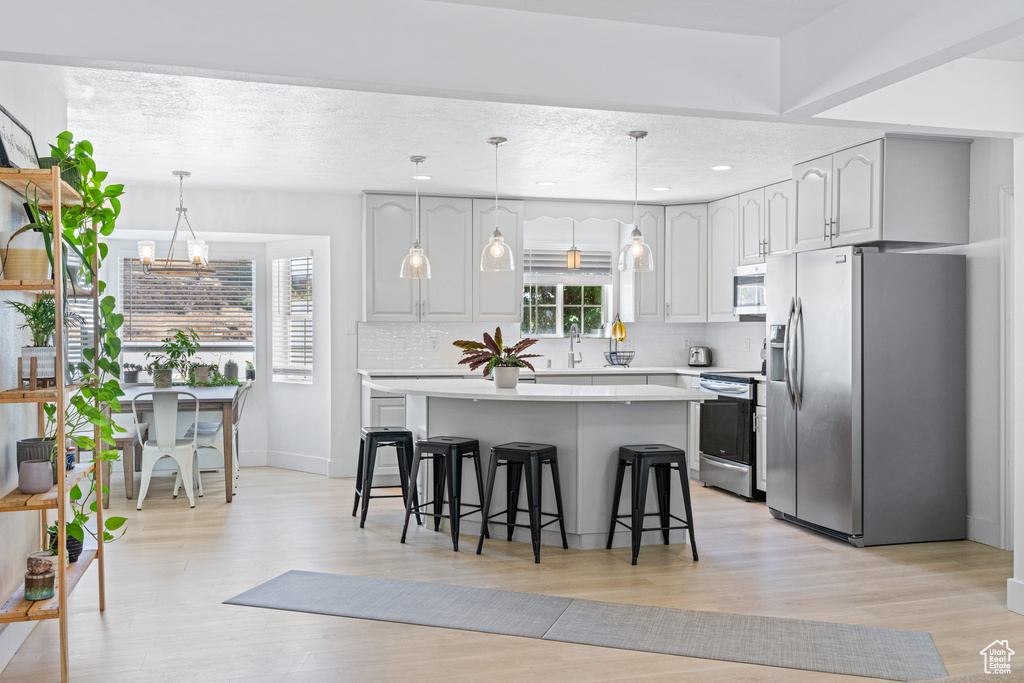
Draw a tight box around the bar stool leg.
[352,436,366,517]
[654,464,671,545]
[397,436,422,525]
[606,459,626,549]
[523,456,542,563]
[401,450,424,544]
[548,456,569,550]
[677,462,699,561]
[631,458,652,566]
[476,451,500,555]
[445,447,463,551]
[506,462,524,542]
[469,451,489,539]
[359,436,378,528]
[432,456,446,531]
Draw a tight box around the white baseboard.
[327,459,355,479]
[0,622,34,674]
[967,515,1006,549]
[267,450,329,476]
[1008,578,1024,615]
[238,449,267,468]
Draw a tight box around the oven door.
[699,395,753,465]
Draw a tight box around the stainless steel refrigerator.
[765,246,966,546]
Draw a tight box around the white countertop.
[358,366,765,380]
[363,378,712,402]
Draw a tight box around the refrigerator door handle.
[783,298,795,407]
[793,297,804,410]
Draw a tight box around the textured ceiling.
[426,0,848,37]
[44,66,876,204]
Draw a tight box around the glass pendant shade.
[400,242,431,279]
[481,228,514,271]
[188,238,209,267]
[137,240,156,266]
[618,227,654,272]
[567,247,581,270]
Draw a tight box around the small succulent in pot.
[244,360,255,380]
[122,363,143,384]
[453,327,541,376]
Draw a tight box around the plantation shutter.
[120,258,255,346]
[272,254,313,382]
[523,249,613,285]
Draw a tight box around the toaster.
[688,346,712,367]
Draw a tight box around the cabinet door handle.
[830,218,837,237]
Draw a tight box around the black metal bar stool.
[606,444,698,565]
[476,442,568,563]
[400,436,486,551]
[353,427,420,528]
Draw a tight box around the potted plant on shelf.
[145,328,200,388]
[454,327,540,389]
[122,363,142,384]
[6,294,57,381]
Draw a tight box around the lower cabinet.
[688,402,701,477]
[755,404,767,493]
[369,395,405,481]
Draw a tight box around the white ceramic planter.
[21,346,56,379]
[0,230,49,280]
[493,366,520,389]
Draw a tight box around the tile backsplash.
[358,320,766,370]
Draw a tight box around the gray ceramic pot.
[493,366,520,389]
[19,460,53,494]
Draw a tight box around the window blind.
[120,258,255,346]
[272,255,313,382]
[66,295,94,375]
[523,249,613,285]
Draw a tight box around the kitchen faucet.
[568,323,582,368]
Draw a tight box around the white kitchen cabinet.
[364,194,474,322]
[618,206,665,322]
[364,194,418,321]
[473,198,524,322]
[688,402,701,477]
[664,204,707,323]
[707,195,739,323]
[536,374,592,385]
[369,395,406,480]
[420,196,474,321]
[592,375,646,386]
[646,374,680,387]
[755,405,767,493]
[793,136,969,252]
[738,188,765,265]
[765,180,794,257]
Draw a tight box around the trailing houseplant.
[454,327,540,388]
[146,328,200,387]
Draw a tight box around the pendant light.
[399,156,431,279]
[137,171,214,277]
[480,136,515,272]
[566,220,581,270]
[618,131,654,272]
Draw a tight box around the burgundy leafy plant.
[453,327,541,377]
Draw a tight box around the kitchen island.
[362,377,710,550]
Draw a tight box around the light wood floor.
[0,467,1017,682]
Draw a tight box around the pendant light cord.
[414,161,421,244]
[494,141,499,217]
[633,133,639,226]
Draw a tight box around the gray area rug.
[225,571,947,681]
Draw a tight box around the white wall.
[1008,136,1024,615]
[0,61,68,672]
[116,186,359,477]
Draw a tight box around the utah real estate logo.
[980,640,1014,674]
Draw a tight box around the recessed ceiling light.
[412,174,432,180]
[711,165,733,171]
[651,186,671,192]
[536,180,557,186]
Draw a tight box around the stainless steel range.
[697,373,759,501]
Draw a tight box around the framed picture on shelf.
[0,103,39,169]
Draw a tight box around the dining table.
[115,385,240,503]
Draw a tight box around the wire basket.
[604,351,635,367]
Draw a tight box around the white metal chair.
[133,391,201,509]
[181,381,252,495]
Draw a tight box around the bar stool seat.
[476,442,568,563]
[606,444,698,565]
[401,436,486,551]
[353,427,419,528]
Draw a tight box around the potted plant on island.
[454,327,540,389]
[145,328,200,388]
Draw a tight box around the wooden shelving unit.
[0,166,103,682]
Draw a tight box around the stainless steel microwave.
[733,263,766,317]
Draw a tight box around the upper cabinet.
[636,206,665,322]
[793,136,970,253]
[738,188,765,265]
[473,198,524,322]
[707,195,739,323]
[765,180,794,257]
[664,204,707,323]
[363,193,474,322]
